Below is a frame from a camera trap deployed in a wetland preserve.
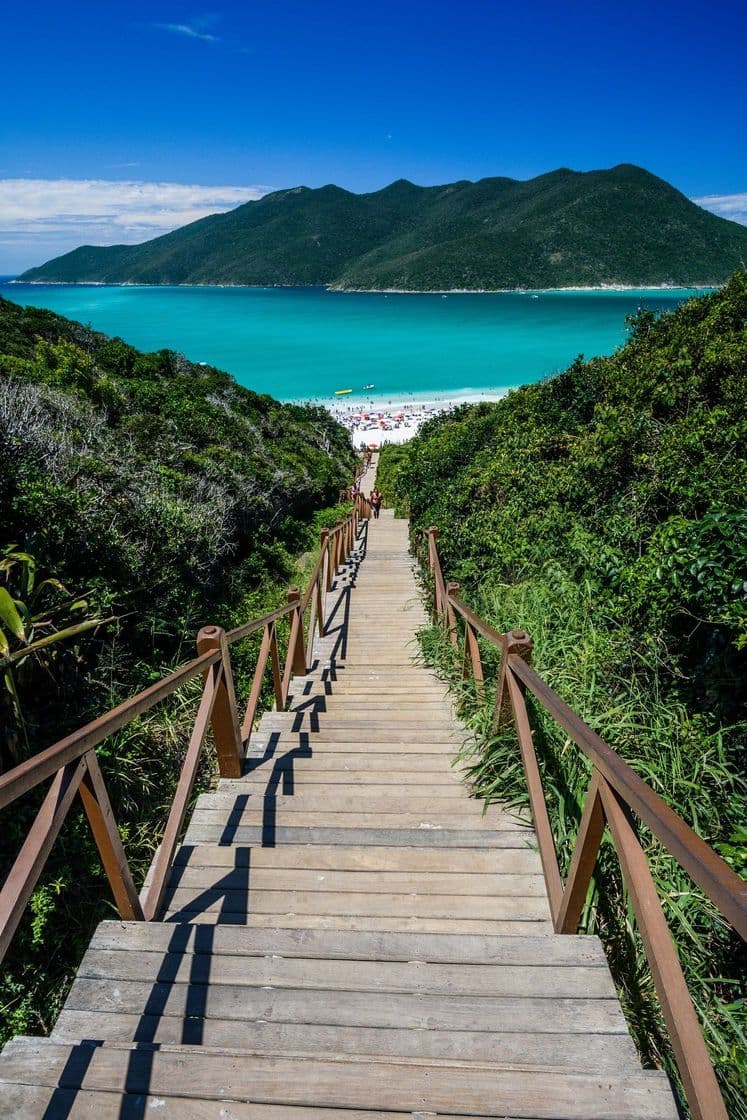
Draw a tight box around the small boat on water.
[363,383,375,390]
[334,388,353,396]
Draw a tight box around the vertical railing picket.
[196,625,243,778]
[286,586,307,678]
[78,752,144,919]
[492,629,532,732]
[445,581,460,650]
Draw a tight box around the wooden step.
[84,921,613,965]
[181,825,540,849]
[0,1038,679,1118]
[161,865,547,897]
[193,790,521,820]
[48,1014,641,1074]
[160,886,551,922]
[171,845,544,875]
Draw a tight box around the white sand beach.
[322,390,511,447]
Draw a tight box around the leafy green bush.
[0,296,355,1044]
[381,272,747,1115]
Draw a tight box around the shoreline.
[5,278,719,295]
[315,390,512,447]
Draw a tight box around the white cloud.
[0,179,270,272]
[154,22,219,43]
[693,192,747,226]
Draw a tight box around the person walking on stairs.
[370,487,382,519]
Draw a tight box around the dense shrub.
[0,296,355,1042]
[379,272,746,1115]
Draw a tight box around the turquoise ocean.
[0,282,711,405]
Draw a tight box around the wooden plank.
[250,732,464,746]
[162,912,553,934]
[77,949,617,998]
[248,739,463,748]
[259,717,463,729]
[88,921,609,966]
[245,753,463,771]
[172,844,543,874]
[186,809,528,830]
[192,791,513,817]
[161,866,548,897]
[233,772,467,787]
[0,1041,679,1118]
[160,886,552,921]
[64,978,625,1032]
[0,1082,599,1120]
[49,1015,639,1072]
[180,825,539,848]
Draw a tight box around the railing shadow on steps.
[423,524,746,1120]
[0,486,372,963]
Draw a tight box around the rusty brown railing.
[0,494,370,955]
[424,525,746,1120]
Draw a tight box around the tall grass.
[418,568,746,1118]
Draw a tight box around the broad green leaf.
[0,587,25,641]
[0,625,9,656]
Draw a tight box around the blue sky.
[1,0,745,271]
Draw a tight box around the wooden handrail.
[423,525,745,1120]
[0,648,222,809]
[0,471,369,961]
[508,653,747,938]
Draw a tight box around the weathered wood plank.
[160,886,551,921]
[0,1041,679,1118]
[244,755,465,773]
[0,1082,597,1120]
[165,912,553,934]
[234,772,468,788]
[77,949,617,998]
[162,866,548,898]
[88,921,608,966]
[186,809,529,831]
[193,791,518,818]
[180,825,540,848]
[171,844,543,874]
[63,979,627,1032]
[48,1013,639,1071]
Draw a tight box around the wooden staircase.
[0,462,679,1118]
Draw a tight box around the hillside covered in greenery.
[378,273,746,1114]
[0,295,354,1039]
[20,165,747,290]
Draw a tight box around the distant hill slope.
[19,165,747,290]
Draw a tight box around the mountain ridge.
[19,164,747,290]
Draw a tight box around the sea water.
[0,282,711,404]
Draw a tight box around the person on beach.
[370,487,382,519]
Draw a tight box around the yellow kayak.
[334,388,353,396]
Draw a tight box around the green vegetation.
[20,165,747,290]
[0,295,355,1043]
[378,273,747,1115]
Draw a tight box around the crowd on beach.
[327,400,454,447]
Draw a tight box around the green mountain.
[19,165,747,289]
